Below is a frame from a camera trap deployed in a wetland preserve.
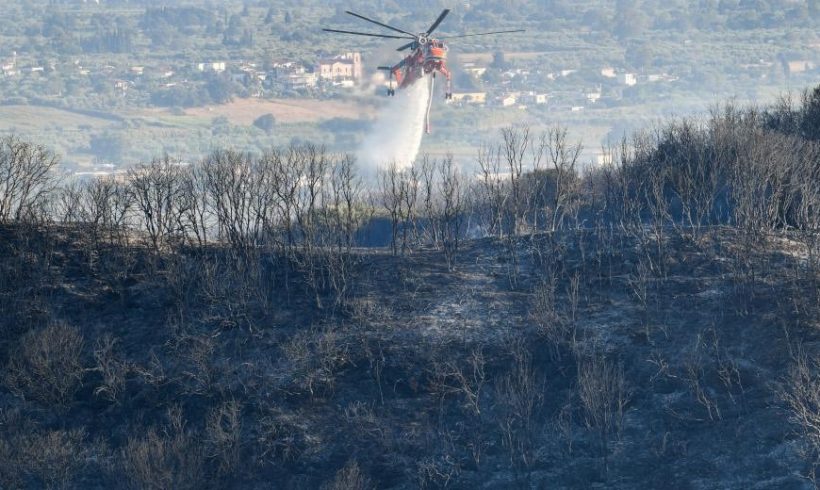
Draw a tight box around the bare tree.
[436,155,465,270]
[128,155,188,252]
[500,126,529,235]
[577,351,629,474]
[0,136,59,223]
[178,164,212,247]
[545,126,582,232]
[429,346,486,417]
[269,146,300,251]
[75,177,134,247]
[400,162,420,253]
[379,162,405,256]
[781,348,820,484]
[495,338,543,474]
[321,460,373,490]
[530,270,568,359]
[92,334,130,405]
[291,144,331,306]
[121,407,206,490]
[476,143,505,237]
[201,150,265,251]
[205,400,243,477]
[17,427,89,489]
[419,155,439,246]
[322,155,368,306]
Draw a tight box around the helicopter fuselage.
[389,39,451,94]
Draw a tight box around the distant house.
[114,79,130,92]
[594,151,614,166]
[786,60,815,75]
[619,73,637,86]
[499,94,517,107]
[2,52,17,77]
[643,73,679,83]
[286,72,318,90]
[317,52,362,82]
[196,61,227,73]
[449,92,487,104]
[740,59,773,70]
[270,62,302,80]
[520,92,548,105]
[1,51,16,75]
[270,60,298,73]
[265,62,317,91]
[130,66,144,76]
[462,63,487,77]
[601,67,616,78]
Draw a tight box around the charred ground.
[1,89,820,489]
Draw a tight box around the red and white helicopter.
[324,9,524,133]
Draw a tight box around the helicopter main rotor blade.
[426,9,450,35]
[323,28,414,40]
[396,41,417,51]
[441,29,526,39]
[345,11,417,38]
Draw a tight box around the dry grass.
[148,97,377,125]
[458,51,550,64]
[0,105,116,132]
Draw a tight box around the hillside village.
[4,45,818,114]
[2,0,820,172]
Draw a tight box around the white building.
[196,61,227,73]
[586,87,602,103]
[619,73,637,86]
[594,151,614,166]
[317,52,363,82]
[520,92,548,105]
[500,94,517,107]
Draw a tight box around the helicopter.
[323,9,524,133]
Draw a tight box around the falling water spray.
[357,75,432,176]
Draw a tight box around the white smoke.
[357,75,431,176]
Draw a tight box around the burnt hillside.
[0,90,820,488]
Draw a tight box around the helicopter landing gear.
[386,70,396,96]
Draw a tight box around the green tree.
[613,0,649,39]
[253,114,276,135]
[89,132,126,163]
[205,74,234,104]
[801,85,820,140]
[811,0,820,19]
[490,51,509,70]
